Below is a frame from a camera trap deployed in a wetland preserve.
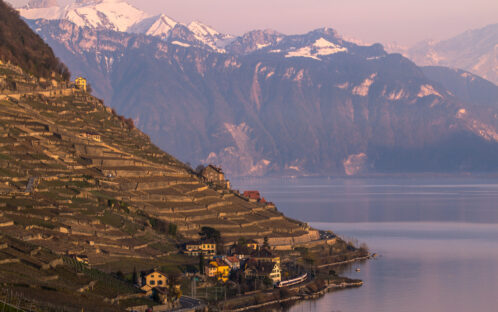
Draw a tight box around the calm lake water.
[231,177,498,312]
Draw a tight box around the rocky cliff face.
[23,16,498,176]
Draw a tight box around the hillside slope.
[0,62,316,246]
[0,0,69,79]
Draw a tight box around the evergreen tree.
[199,254,205,275]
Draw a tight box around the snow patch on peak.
[313,38,348,56]
[286,46,321,60]
[285,37,347,60]
[188,21,219,37]
[19,0,150,32]
[186,21,234,53]
[313,38,334,48]
[129,14,178,37]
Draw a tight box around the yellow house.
[185,240,216,257]
[75,77,87,92]
[201,241,216,255]
[141,269,168,291]
[207,259,230,282]
[245,239,259,250]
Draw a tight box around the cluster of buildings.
[183,239,282,285]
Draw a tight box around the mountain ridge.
[16,0,498,176]
[389,23,498,86]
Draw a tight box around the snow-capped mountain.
[15,0,498,176]
[17,0,235,52]
[187,21,235,52]
[19,0,149,32]
[388,23,498,86]
[128,14,178,38]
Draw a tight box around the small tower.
[75,77,87,92]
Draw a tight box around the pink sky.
[11,0,498,45]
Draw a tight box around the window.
[150,280,155,285]
[151,274,154,278]
[158,280,163,285]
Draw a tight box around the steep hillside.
[0,0,69,80]
[421,66,498,107]
[26,16,498,176]
[0,61,316,245]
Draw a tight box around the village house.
[228,243,254,260]
[205,262,218,278]
[223,256,241,270]
[245,239,259,250]
[243,190,272,206]
[75,77,87,92]
[140,269,168,292]
[184,240,216,257]
[250,248,281,264]
[243,190,261,202]
[244,260,282,284]
[205,258,230,282]
[200,165,230,189]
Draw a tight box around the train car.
[276,273,308,288]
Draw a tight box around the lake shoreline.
[219,255,370,311]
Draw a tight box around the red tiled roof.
[243,191,261,200]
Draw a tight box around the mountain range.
[389,23,498,86]
[15,0,498,176]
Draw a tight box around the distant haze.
[9,0,498,45]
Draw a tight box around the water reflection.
[231,178,498,312]
[231,177,498,223]
[286,222,498,312]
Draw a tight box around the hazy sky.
[10,0,498,45]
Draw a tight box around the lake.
[231,177,498,312]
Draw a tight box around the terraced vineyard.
[0,62,320,263]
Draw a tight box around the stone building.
[200,165,230,189]
[75,77,87,92]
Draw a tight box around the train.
[276,273,308,288]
